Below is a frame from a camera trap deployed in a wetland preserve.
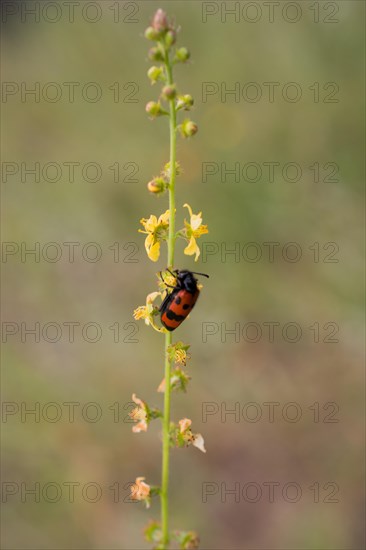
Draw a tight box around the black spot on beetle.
[183,303,190,310]
[166,310,184,321]
[175,296,182,305]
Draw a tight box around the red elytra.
[159,269,209,331]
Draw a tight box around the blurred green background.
[1,1,364,549]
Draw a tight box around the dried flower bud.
[144,26,160,41]
[152,9,168,32]
[162,85,177,100]
[148,47,164,62]
[180,119,198,138]
[176,94,194,111]
[147,177,166,194]
[147,66,164,84]
[165,29,176,47]
[175,47,190,63]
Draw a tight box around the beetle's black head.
[175,269,209,293]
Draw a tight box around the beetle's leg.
[159,271,176,289]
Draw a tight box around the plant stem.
[161,47,177,548]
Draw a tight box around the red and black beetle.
[159,269,209,331]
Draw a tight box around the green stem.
[161,46,177,548]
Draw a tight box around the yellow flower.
[139,210,170,262]
[129,394,148,433]
[183,203,208,261]
[175,348,189,366]
[133,291,160,326]
[133,291,167,333]
[167,341,191,366]
[131,477,151,508]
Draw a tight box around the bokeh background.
[1,1,365,549]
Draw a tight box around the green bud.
[144,26,160,41]
[180,119,198,138]
[145,101,167,118]
[163,161,181,179]
[162,85,177,100]
[147,177,166,194]
[147,66,164,84]
[165,30,176,47]
[148,47,164,62]
[176,94,194,111]
[175,47,190,63]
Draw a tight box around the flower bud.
[175,47,190,63]
[162,85,177,100]
[165,29,176,47]
[148,47,164,62]
[180,119,198,138]
[147,177,166,194]
[176,94,194,111]
[144,26,160,41]
[147,66,164,84]
[145,101,166,118]
[152,9,168,32]
[163,161,181,179]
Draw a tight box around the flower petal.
[132,393,145,407]
[148,241,160,262]
[190,213,203,231]
[179,418,192,433]
[146,291,160,304]
[184,236,199,258]
[158,209,170,225]
[192,433,206,453]
[132,421,147,433]
[132,477,150,500]
[144,234,154,255]
[183,203,193,219]
[144,215,158,232]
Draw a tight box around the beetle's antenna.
[191,272,209,278]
